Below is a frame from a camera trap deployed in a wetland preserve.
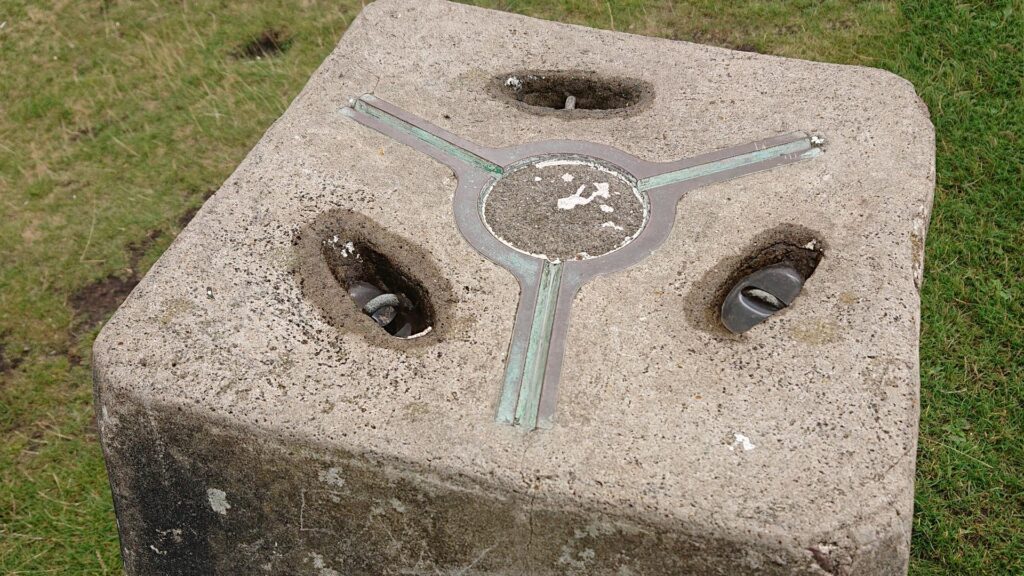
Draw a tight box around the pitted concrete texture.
[93,1,935,574]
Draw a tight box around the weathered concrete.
[93,1,935,574]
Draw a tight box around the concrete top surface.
[94,0,935,560]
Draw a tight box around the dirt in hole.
[127,229,163,272]
[68,269,136,365]
[683,224,825,336]
[325,242,434,337]
[68,224,166,342]
[292,209,454,349]
[233,29,291,59]
[68,191,217,347]
[178,206,200,228]
[491,70,653,118]
[177,188,216,229]
[70,275,140,335]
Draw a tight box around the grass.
[0,0,1020,573]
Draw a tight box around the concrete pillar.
[94,1,934,574]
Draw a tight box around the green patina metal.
[512,260,563,431]
[494,258,542,426]
[638,138,819,191]
[348,99,504,176]
[342,95,823,432]
[495,332,528,425]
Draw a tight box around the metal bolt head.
[721,263,806,334]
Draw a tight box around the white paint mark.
[599,204,614,213]
[483,157,645,263]
[804,239,817,250]
[532,159,623,177]
[535,158,578,169]
[339,241,355,258]
[310,552,341,576]
[729,433,756,451]
[150,544,167,555]
[534,176,542,182]
[601,221,624,231]
[157,528,183,543]
[318,467,346,488]
[810,135,826,145]
[207,488,230,515]
[405,325,433,339]
[557,182,610,210]
[561,173,574,182]
[558,545,597,569]
[504,76,523,90]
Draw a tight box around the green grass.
[0,0,1020,573]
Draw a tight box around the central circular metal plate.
[482,156,647,261]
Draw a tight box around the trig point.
[93,1,934,574]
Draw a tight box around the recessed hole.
[233,29,291,60]
[492,70,653,117]
[716,241,823,307]
[293,210,452,347]
[683,225,826,335]
[714,241,823,334]
[323,240,434,338]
